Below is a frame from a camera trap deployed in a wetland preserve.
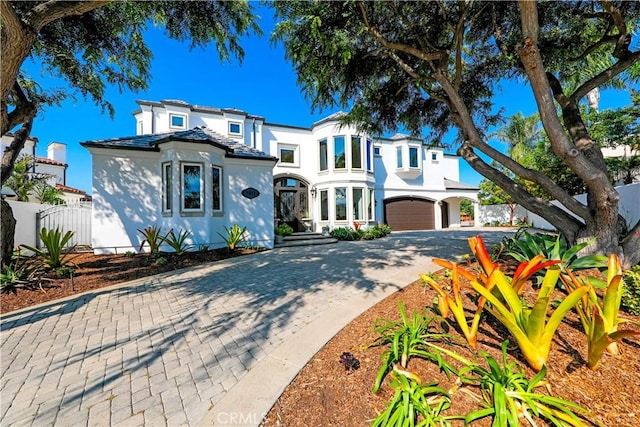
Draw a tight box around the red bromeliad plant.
[425,236,562,350]
[561,254,640,370]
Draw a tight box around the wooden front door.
[274,178,308,232]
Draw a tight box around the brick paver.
[1,230,512,426]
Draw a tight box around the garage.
[383,197,435,231]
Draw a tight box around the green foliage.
[459,200,474,218]
[464,342,589,427]
[621,266,640,316]
[370,302,456,394]
[217,224,247,251]
[330,227,360,241]
[274,223,293,236]
[21,227,77,270]
[154,256,168,266]
[0,257,39,290]
[505,230,608,277]
[372,369,456,427]
[34,183,65,205]
[164,229,192,255]
[561,255,640,370]
[137,225,166,255]
[4,155,50,202]
[10,1,261,119]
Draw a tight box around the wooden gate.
[36,202,92,249]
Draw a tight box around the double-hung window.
[212,165,223,213]
[162,162,172,214]
[181,162,204,213]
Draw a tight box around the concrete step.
[274,232,338,248]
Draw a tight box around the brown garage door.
[384,198,435,231]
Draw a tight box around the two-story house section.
[129,99,478,235]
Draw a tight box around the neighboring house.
[81,99,479,254]
[1,134,91,203]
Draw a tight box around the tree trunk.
[1,200,16,267]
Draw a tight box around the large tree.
[273,0,640,268]
[1,0,260,266]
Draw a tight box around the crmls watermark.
[215,411,266,426]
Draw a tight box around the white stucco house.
[81,99,478,254]
[1,133,90,203]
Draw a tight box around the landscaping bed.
[0,247,263,314]
[263,258,640,427]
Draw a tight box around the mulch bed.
[0,248,263,314]
[262,263,640,427]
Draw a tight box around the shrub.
[621,266,640,315]
[330,227,359,241]
[21,227,77,269]
[275,223,293,236]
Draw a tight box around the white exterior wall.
[6,200,42,249]
[87,143,275,254]
[89,148,162,253]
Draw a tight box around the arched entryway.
[274,177,309,232]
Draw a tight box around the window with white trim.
[409,146,419,168]
[320,189,329,221]
[351,136,362,169]
[334,136,346,169]
[353,188,364,221]
[162,162,172,213]
[431,152,439,162]
[396,146,403,168]
[335,187,347,220]
[170,114,186,129]
[278,144,299,166]
[319,139,328,171]
[228,121,243,136]
[368,189,375,221]
[366,139,373,171]
[181,162,204,213]
[212,165,223,213]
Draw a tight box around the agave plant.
[561,254,640,370]
[21,227,77,269]
[164,229,192,255]
[137,224,167,255]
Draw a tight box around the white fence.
[6,200,92,250]
[478,182,640,230]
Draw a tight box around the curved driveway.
[1,229,513,427]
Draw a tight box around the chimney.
[47,142,67,164]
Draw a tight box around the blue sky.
[20,5,633,194]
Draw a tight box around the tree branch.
[357,1,444,62]
[458,142,583,236]
[570,50,640,103]
[25,0,111,33]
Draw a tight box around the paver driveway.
[1,229,513,426]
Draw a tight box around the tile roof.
[56,183,86,195]
[36,157,67,167]
[80,127,277,161]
